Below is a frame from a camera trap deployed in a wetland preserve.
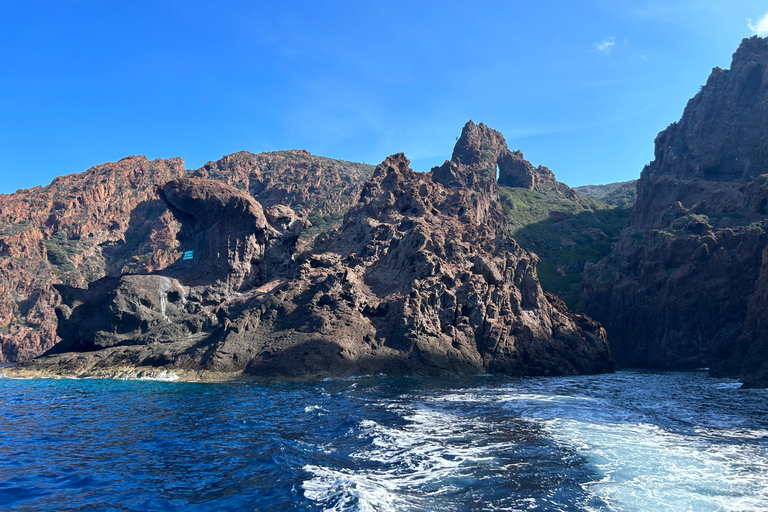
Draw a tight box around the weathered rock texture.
[0,156,185,362]
[580,36,768,386]
[46,178,306,357]
[456,121,579,201]
[0,151,372,362]
[7,131,614,381]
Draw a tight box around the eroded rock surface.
[453,121,578,201]
[44,178,305,358]
[0,151,372,362]
[0,156,185,361]
[234,153,613,378]
[580,36,768,386]
[9,138,614,381]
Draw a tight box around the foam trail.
[303,406,514,511]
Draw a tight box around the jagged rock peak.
[354,152,508,238]
[579,36,768,387]
[10,152,615,381]
[497,149,557,190]
[451,120,510,173]
[732,34,768,62]
[371,152,413,179]
[651,35,768,182]
[448,120,571,198]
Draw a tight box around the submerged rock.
[7,133,615,381]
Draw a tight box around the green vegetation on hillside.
[302,211,345,241]
[0,220,30,238]
[572,180,637,207]
[501,185,631,308]
[44,231,80,273]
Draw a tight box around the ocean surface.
[1,370,767,511]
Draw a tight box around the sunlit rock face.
[13,129,614,381]
[580,36,768,386]
[452,120,577,200]
[0,150,373,363]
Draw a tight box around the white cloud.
[594,37,616,54]
[748,11,768,36]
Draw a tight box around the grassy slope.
[572,180,637,207]
[501,184,631,308]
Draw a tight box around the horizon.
[2,1,768,194]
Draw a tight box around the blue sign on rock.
[182,250,194,261]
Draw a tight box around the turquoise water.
[0,370,767,511]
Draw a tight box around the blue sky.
[1,1,767,194]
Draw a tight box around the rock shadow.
[101,198,171,277]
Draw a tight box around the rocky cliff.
[6,130,615,381]
[457,121,632,310]
[580,36,768,385]
[0,156,186,362]
[0,151,372,362]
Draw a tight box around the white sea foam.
[714,381,743,390]
[302,464,403,512]
[304,373,768,511]
[529,409,768,511]
[431,390,594,406]
[134,370,180,382]
[303,405,514,511]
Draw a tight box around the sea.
[0,369,767,511]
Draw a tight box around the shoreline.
[0,360,620,384]
[0,363,739,387]
[0,365,255,383]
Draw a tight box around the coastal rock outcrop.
[46,178,306,357]
[0,151,372,362]
[0,156,186,362]
[580,36,768,385]
[9,133,615,381]
[234,152,612,378]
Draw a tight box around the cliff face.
[0,156,185,362]
[580,37,768,385]
[46,178,306,357]
[246,150,611,378]
[8,129,614,381]
[0,151,372,362]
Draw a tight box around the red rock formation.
[192,150,373,220]
[0,152,372,362]
[0,156,185,361]
[7,137,614,380]
[454,121,578,201]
